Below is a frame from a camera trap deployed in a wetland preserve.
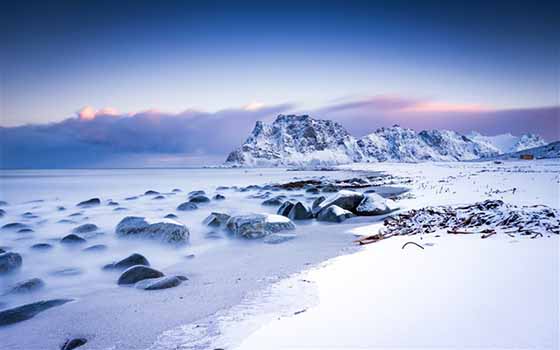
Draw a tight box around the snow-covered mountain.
[225,115,363,166]
[225,114,547,166]
[492,141,560,160]
[467,131,547,154]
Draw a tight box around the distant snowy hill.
[492,141,560,160]
[467,132,547,154]
[225,114,549,166]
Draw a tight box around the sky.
[1,0,559,167]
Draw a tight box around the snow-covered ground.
[191,160,559,349]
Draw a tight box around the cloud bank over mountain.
[1,97,558,168]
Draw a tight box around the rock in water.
[213,194,226,200]
[188,190,206,197]
[177,202,198,211]
[144,190,160,195]
[135,276,183,290]
[103,253,150,270]
[115,216,189,244]
[189,195,210,203]
[31,243,53,251]
[315,190,364,213]
[117,265,164,285]
[61,338,87,350]
[277,201,295,217]
[202,212,231,227]
[72,223,98,234]
[288,202,313,220]
[60,234,87,244]
[76,198,100,208]
[355,193,398,216]
[226,214,295,239]
[0,252,23,274]
[317,205,355,223]
[261,197,283,206]
[2,222,29,230]
[83,244,107,252]
[311,196,326,214]
[3,278,45,295]
[0,299,73,327]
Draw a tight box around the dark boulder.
[76,198,100,208]
[277,201,295,217]
[117,265,164,285]
[0,299,73,327]
[3,278,45,295]
[115,216,189,244]
[0,252,23,274]
[61,338,87,350]
[31,243,53,251]
[213,194,226,200]
[60,234,86,245]
[103,253,150,270]
[177,202,198,211]
[135,276,183,290]
[72,223,98,234]
[288,202,313,220]
[189,195,210,203]
[317,205,355,223]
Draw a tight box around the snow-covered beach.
[1,160,558,349]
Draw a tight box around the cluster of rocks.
[176,190,225,211]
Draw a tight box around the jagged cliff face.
[226,115,548,166]
[226,115,363,166]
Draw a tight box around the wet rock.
[125,196,138,201]
[0,248,5,254]
[144,190,160,195]
[113,207,128,211]
[172,188,182,193]
[57,219,77,224]
[0,252,23,274]
[311,196,326,214]
[288,202,313,220]
[50,268,83,277]
[204,231,223,240]
[83,244,107,252]
[153,195,165,200]
[355,193,398,216]
[31,243,53,251]
[3,278,45,295]
[0,299,73,327]
[103,253,150,270]
[68,212,82,217]
[317,205,355,223]
[262,197,283,206]
[61,338,87,350]
[60,234,87,244]
[305,187,320,194]
[202,212,231,227]
[72,223,98,234]
[263,233,297,244]
[0,200,8,206]
[117,265,164,285]
[115,216,189,244]
[17,228,34,233]
[184,254,195,259]
[135,275,183,290]
[213,194,226,200]
[177,202,198,211]
[226,214,295,239]
[2,222,29,230]
[0,209,5,217]
[164,213,178,219]
[189,195,210,203]
[321,184,339,193]
[107,201,119,206]
[316,190,364,213]
[76,198,100,208]
[277,201,295,217]
[57,206,66,211]
[216,186,229,190]
[21,212,39,219]
[188,190,206,197]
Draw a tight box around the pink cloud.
[77,106,119,120]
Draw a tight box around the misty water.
[0,167,383,348]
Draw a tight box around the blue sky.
[0,0,558,167]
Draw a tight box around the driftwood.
[402,241,424,250]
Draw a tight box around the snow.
[468,131,547,154]
[264,214,291,224]
[180,159,559,349]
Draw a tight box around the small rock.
[164,213,178,219]
[83,244,107,252]
[68,212,82,217]
[189,195,210,203]
[0,299,73,327]
[57,206,66,211]
[135,276,183,290]
[288,202,313,220]
[3,278,45,295]
[17,228,34,233]
[113,207,128,211]
[60,234,87,244]
[76,198,100,208]
[172,188,182,192]
[118,265,164,285]
[2,222,29,230]
[202,212,231,227]
[50,268,82,277]
[216,186,229,190]
[125,196,138,201]
[103,253,150,270]
[262,197,283,206]
[177,202,198,211]
[30,243,53,251]
[355,193,398,216]
[213,194,226,200]
[72,223,98,234]
[311,196,326,215]
[107,201,119,206]
[61,338,87,350]
[321,184,339,193]
[277,201,295,217]
[305,187,320,194]
[153,195,165,200]
[0,200,8,206]
[188,190,206,197]
[317,205,355,223]
[116,216,189,244]
[0,209,5,217]
[144,190,160,195]
[0,252,23,274]
[21,212,39,219]
[57,219,77,224]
